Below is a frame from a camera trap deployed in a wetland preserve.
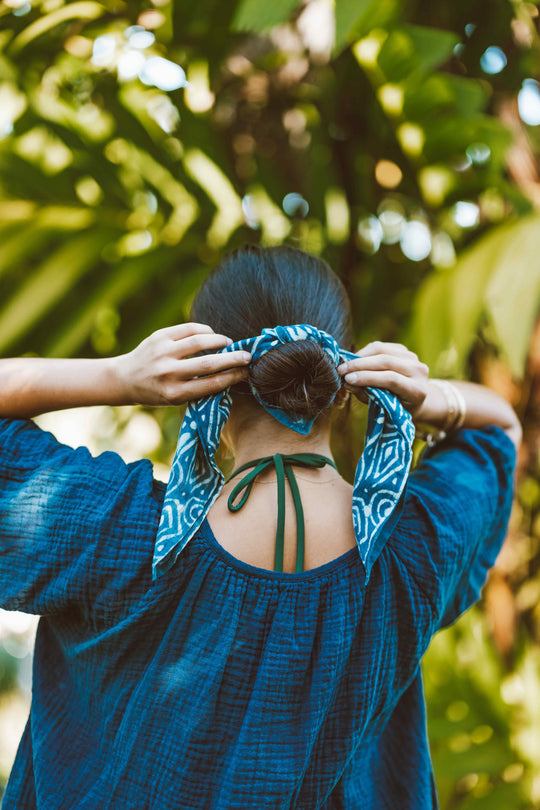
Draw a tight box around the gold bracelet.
[450,383,467,429]
[430,379,467,432]
[430,379,458,432]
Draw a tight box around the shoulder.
[0,416,164,526]
[0,417,166,617]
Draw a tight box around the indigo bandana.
[153,324,415,580]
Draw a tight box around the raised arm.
[412,378,522,450]
[338,341,522,451]
[0,323,251,419]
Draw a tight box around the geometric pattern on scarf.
[153,324,415,580]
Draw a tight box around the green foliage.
[232,0,300,32]
[410,214,540,378]
[333,0,382,54]
[0,0,530,368]
[424,609,540,807]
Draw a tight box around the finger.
[339,354,427,379]
[342,369,422,399]
[174,332,236,357]
[348,341,417,361]
[171,368,249,402]
[159,323,219,341]
[175,351,252,379]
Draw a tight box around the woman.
[0,245,521,809]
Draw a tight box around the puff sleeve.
[0,418,163,618]
[391,425,517,633]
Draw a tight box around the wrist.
[106,354,136,406]
[411,379,451,426]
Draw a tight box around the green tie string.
[225,453,337,573]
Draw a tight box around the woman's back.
[0,418,516,810]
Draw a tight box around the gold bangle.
[445,381,462,431]
[449,383,467,430]
[430,379,458,432]
[430,379,467,432]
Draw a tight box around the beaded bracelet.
[415,427,447,447]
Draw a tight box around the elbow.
[504,413,522,453]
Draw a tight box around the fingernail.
[226,338,233,345]
[242,352,252,362]
[345,373,357,383]
[338,363,348,373]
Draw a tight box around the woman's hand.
[337,341,430,419]
[337,341,522,449]
[113,323,251,406]
[0,324,251,418]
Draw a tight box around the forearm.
[0,357,127,418]
[414,380,522,449]
[0,326,251,418]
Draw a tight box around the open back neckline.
[225,452,338,574]
[201,517,360,582]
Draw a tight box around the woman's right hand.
[337,341,430,419]
[337,341,522,450]
[113,323,251,406]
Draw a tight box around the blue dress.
[0,418,516,809]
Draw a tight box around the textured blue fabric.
[154,324,415,579]
[0,417,516,809]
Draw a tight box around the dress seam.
[198,519,362,584]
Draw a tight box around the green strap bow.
[226,453,337,573]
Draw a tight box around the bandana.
[153,324,415,581]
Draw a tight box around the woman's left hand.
[113,323,251,406]
[337,341,430,418]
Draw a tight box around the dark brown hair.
[191,245,354,421]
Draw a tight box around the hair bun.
[249,340,341,422]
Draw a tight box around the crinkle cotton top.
[0,418,516,810]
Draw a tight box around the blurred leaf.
[44,251,169,357]
[0,230,117,354]
[484,214,540,377]
[0,647,17,692]
[412,213,540,380]
[232,0,300,32]
[423,114,512,164]
[184,149,243,248]
[122,263,210,349]
[403,24,459,74]
[403,74,489,123]
[410,220,529,377]
[377,28,418,81]
[334,0,378,54]
[0,223,52,279]
[446,75,490,118]
[9,2,105,54]
[378,25,458,82]
[407,269,455,375]
[403,75,458,121]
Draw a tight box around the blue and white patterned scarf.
[153,324,415,580]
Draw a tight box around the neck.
[224,404,333,470]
